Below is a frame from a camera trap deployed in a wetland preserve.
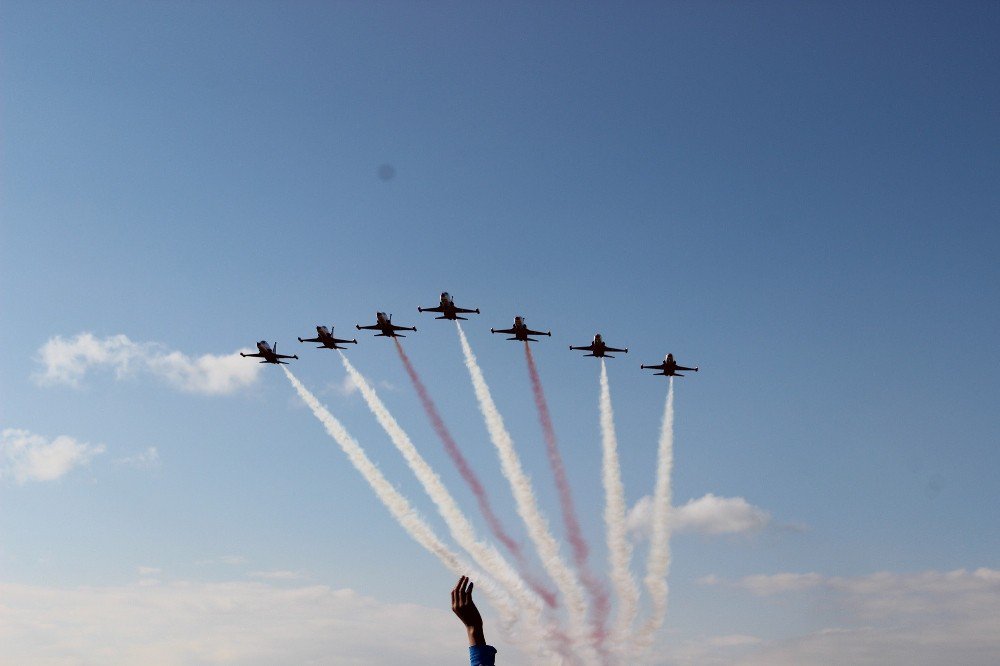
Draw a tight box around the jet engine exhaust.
[524,342,611,650]
[456,323,600,665]
[598,360,641,653]
[340,352,567,650]
[391,339,559,609]
[280,367,520,632]
[636,378,675,654]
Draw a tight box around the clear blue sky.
[2,2,999,663]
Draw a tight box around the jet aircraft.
[418,292,480,320]
[641,353,699,377]
[240,341,298,364]
[491,316,551,342]
[298,326,358,350]
[569,333,628,358]
[356,312,417,338]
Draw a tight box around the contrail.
[457,324,600,665]
[636,378,675,653]
[598,360,641,651]
[339,353,567,652]
[392,339,558,609]
[282,367,517,630]
[524,343,611,647]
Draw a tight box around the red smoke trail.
[524,342,611,645]
[394,339,558,609]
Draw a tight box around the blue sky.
[3,2,999,664]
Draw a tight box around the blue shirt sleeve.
[469,644,497,666]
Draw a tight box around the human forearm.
[466,623,486,647]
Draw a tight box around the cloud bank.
[115,446,160,470]
[1,428,105,483]
[691,568,1000,666]
[627,493,773,538]
[34,333,260,395]
[0,579,512,666]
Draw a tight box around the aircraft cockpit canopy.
[441,292,451,302]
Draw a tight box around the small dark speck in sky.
[377,164,396,181]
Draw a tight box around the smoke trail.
[282,367,516,628]
[392,340,559,610]
[524,343,611,647]
[456,324,600,665]
[598,360,641,651]
[286,368,576,657]
[340,353,563,646]
[636,378,675,652]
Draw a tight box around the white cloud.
[137,566,162,576]
[692,568,1000,666]
[0,579,527,665]
[248,570,307,581]
[116,446,160,470]
[34,333,260,395]
[197,555,248,566]
[1,428,105,483]
[699,571,824,595]
[627,493,772,538]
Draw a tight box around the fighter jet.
[641,353,699,377]
[298,326,358,350]
[491,316,551,342]
[240,341,298,364]
[356,312,417,338]
[418,292,480,321]
[569,333,628,358]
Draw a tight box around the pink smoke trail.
[394,338,559,609]
[524,343,611,647]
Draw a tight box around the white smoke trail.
[456,324,600,665]
[339,355,564,652]
[598,361,640,653]
[635,378,675,654]
[282,368,520,634]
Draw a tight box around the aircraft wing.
[675,365,697,371]
[491,327,516,335]
[525,328,550,336]
[454,306,479,314]
[299,336,321,343]
[570,344,597,352]
[641,362,667,371]
[242,352,265,358]
[390,323,416,331]
[419,305,445,313]
[605,346,628,353]
[356,324,381,330]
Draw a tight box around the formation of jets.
[298,326,358,350]
[418,292,480,320]
[241,341,298,365]
[640,353,699,377]
[569,333,628,358]
[356,312,417,338]
[244,291,699,378]
[491,316,551,342]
